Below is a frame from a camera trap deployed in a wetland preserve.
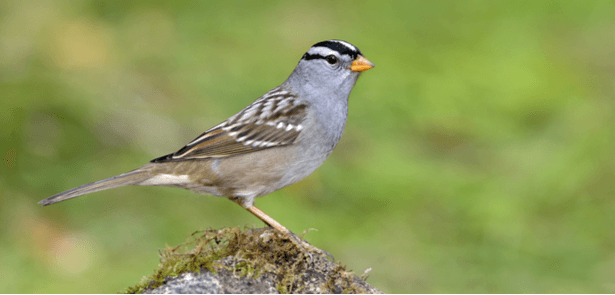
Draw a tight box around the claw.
[286,231,334,262]
[241,205,333,262]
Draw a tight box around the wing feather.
[152,87,307,162]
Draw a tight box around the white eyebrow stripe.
[335,40,358,52]
[307,47,338,57]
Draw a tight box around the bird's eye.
[325,55,338,65]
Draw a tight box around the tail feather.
[39,169,152,206]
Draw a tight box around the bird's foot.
[284,230,334,263]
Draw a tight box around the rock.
[125,227,381,294]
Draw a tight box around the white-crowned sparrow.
[39,40,374,259]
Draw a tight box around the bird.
[39,40,374,260]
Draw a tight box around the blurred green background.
[2,0,615,293]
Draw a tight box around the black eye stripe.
[302,53,329,61]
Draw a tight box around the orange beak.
[350,55,375,72]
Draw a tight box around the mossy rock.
[124,227,381,294]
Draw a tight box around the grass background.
[2,0,615,293]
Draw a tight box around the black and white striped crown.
[302,40,363,61]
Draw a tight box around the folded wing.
[152,87,307,162]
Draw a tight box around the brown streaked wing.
[162,103,307,161]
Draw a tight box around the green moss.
[325,264,366,294]
[123,227,238,293]
[122,227,303,293]
[122,226,369,294]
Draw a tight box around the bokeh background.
[2,0,615,293]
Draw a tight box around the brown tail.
[39,168,152,206]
